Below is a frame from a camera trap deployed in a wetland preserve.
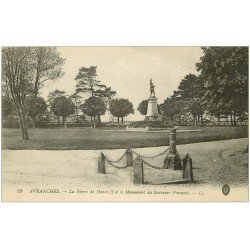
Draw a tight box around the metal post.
[169,128,177,154]
[98,152,106,174]
[164,128,182,170]
[134,157,144,184]
[126,148,133,166]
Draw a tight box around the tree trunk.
[117,117,120,127]
[201,115,204,126]
[32,117,36,128]
[121,117,124,125]
[93,116,96,128]
[197,116,200,126]
[194,115,197,126]
[239,117,242,126]
[90,116,93,127]
[63,117,67,128]
[18,110,29,140]
[98,115,101,125]
[233,113,236,126]
[230,114,233,125]
[57,116,60,125]
[217,115,220,123]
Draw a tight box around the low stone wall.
[126,126,169,132]
[126,126,149,131]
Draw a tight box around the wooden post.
[182,154,194,182]
[98,152,106,174]
[126,148,133,166]
[134,157,144,184]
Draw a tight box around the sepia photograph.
[1,46,249,201]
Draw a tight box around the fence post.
[182,154,194,182]
[134,157,144,184]
[126,148,133,166]
[98,152,106,174]
[165,128,182,170]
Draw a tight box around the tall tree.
[75,66,116,123]
[80,96,107,127]
[196,47,248,125]
[189,98,204,126]
[174,73,205,126]
[138,100,148,116]
[2,47,65,139]
[110,98,134,126]
[47,89,66,125]
[160,97,182,124]
[2,96,13,117]
[26,97,47,128]
[75,66,116,97]
[51,96,75,128]
[47,89,66,106]
[70,92,83,123]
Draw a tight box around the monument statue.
[150,79,155,96]
[145,79,162,121]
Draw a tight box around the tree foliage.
[110,98,134,125]
[70,92,83,123]
[174,74,204,125]
[137,100,148,115]
[160,97,182,122]
[75,66,116,99]
[80,96,107,127]
[51,96,75,127]
[2,96,13,117]
[174,73,204,100]
[26,97,47,127]
[47,89,66,106]
[2,47,65,139]
[196,47,248,123]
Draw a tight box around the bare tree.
[2,47,65,139]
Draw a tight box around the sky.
[40,47,204,121]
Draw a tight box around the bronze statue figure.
[150,79,155,95]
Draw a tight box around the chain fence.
[139,157,167,170]
[102,147,188,171]
[104,156,131,169]
[103,150,127,163]
[132,147,170,159]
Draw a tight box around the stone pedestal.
[182,154,194,181]
[134,157,144,184]
[145,94,161,121]
[98,152,106,174]
[126,148,134,166]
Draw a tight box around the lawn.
[2,126,248,150]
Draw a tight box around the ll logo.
[222,184,230,196]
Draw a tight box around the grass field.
[2,126,248,150]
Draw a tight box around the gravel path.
[2,138,248,201]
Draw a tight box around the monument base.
[145,93,161,122]
[145,115,162,122]
[164,153,182,170]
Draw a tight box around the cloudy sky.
[40,47,203,121]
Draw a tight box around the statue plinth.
[145,94,161,121]
[144,79,162,121]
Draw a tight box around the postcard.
[1,46,248,201]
